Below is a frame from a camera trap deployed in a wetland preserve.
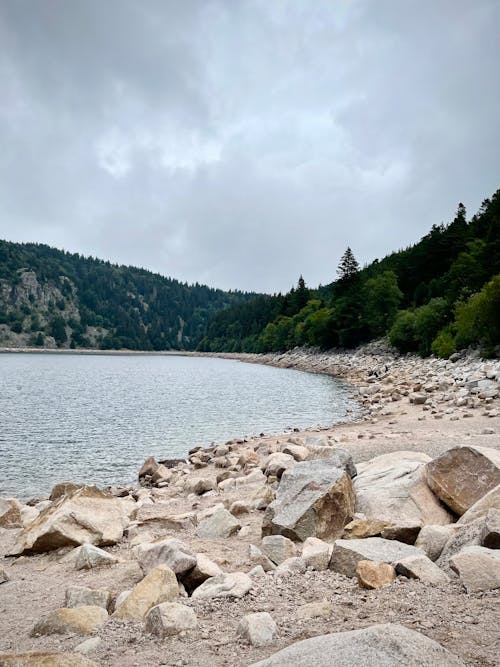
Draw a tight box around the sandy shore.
[0,345,498,666]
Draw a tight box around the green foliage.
[48,315,67,347]
[389,310,418,352]
[431,328,456,359]
[337,247,360,281]
[413,298,450,356]
[454,275,500,353]
[363,271,403,337]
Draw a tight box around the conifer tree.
[337,247,360,281]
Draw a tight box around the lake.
[0,352,358,499]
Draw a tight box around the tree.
[363,271,403,337]
[337,247,360,281]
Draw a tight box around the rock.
[49,482,82,501]
[32,606,108,636]
[145,602,197,637]
[185,477,216,495]
[262,452,296,478]
[0,498,23,528]
[301,537,331,571]
[343,518,389,539]
[458,484,500,524]
[195,508,240,538]
[134,538,197,575]
[0,653,99,666]
[135,503,196,527]
[191,572,252,600]
[296,600,333,619]
[113,564,179,620]
[415,525,457,561]
[251,486,275,510]
[395,555,450,584]
[248,544,276,572]
[437,516,488,569]
[181,553,223,592]
[159,457,186,469]
[151,465,172,485]
[230,500,253,516]
[248,565,266,578]
[356,560,396,589]
[282,444,310,461]
[138,456,159,480]
[449,545,500,593]
[0,567,10,584]
[248,623,465,666]
[10,486,127,555]
[274,557,306,577]
[114,590,131,608]
[262,460,355,542]
[354,451,453,526]
[329,538,424,577]
[65,586,112,610]
[73,637,102,656]
[380,522,421,544]
[307,448,357,479]
[237,612,278,648]
[261,535,297,565]
[74,543,117,570]
[481,509,500,548]
[425,446,500,516]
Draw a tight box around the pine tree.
[337,247,360,281]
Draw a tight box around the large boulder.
[329,538,424,577]
[449,546,500,593]
[113,564,178,620]
[262,460,355,542]
[457,484,500,525]
[10,486,127,555]
[425,446,500,516]
[354,452,453,526]
[248,623,465,666]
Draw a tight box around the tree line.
[198,190,500,358]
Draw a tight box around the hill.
[0,241,257,350]
[199,189,500,357]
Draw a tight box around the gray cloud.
[1,0,499,292]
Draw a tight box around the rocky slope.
[0,348,499,666]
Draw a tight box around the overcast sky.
[1,1,499,293]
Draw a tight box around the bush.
[389,310,418,352]
[454,274,500,353]
[431,328,456,358]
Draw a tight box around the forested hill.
[199,189,500,358]
[0,241,257,350]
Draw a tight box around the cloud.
[0,0,499,292]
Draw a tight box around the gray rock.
[191,572,252,600]
[73,637,102,656]
[248,544,276,572]
[181,553,223,592]
[195,508,241,539]
[262,460,355,542]
[145,602,197,637]
[274,557,306,577]
[32,606,109,636]
[261,535,297,565]
[437,518,484,570]
[74,544,117,570]
[262,452,296,478]
[301,537,331,571]
[395,555,450,584]
[449,545,500,593]
[249,623,465,666]
[306,448,357,479]
[425,446,500,516]
[354,451,452,526]
[65,586,112,610]
[237,612,278,647]
[457,484,500,524]
[329,538,425,577]
[415,525,457,562]
[135,538,197,575]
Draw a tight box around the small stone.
[195,508,241,538]
[356,560,396,589]
[74,544,117,570]
[65,586,112,611]
[237,612,278,647]
[296,600,333,619]
[145,602,197,637]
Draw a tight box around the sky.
[1,1,499,294]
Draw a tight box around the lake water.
[0,353,358,499]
